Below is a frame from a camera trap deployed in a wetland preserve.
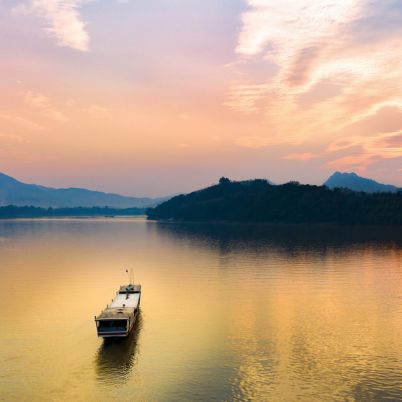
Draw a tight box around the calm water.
[1,218,402,401]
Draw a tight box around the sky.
[0,0,401,196]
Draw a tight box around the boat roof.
[96,284,141,321]
[110,292,140,309]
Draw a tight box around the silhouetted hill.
[147,177,402,225]
[324,172,400,193]
[0,172,167,208]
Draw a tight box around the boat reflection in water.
[95,312,143,385]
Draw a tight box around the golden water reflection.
[0,218,402,401]
[95,313,143,385]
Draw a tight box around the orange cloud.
[84,105,112,120]
[0,113,43,131]
[283,153,318,161]
[326,130,402,172]
[235,136,279,149]
[24,90,68,122]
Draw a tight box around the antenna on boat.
[126,268,134,285]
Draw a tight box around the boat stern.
[95,317,130,338]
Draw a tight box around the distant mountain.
[0,172,168,208]
[147,177,402,225]
[324,172,400,193]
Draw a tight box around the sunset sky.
[1,0,401,196]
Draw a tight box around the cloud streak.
[326,129,402,172]
[14,0,127,51]
[24,90,68,122]
[236,0,362,89]
[283,153,318,161]
[226,0,402,173]
[17,0,91,51]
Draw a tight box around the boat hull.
[95,284,142,339]
[97,310,139,338]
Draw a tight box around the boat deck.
[96,284,141,322]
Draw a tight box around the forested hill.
[147,177,402,225]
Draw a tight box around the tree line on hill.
[147,177,402,225]
[0,205,144,219]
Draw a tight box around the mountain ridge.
[0,172,167,208]
[324,172,400,193]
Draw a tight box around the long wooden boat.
[95,284,141,338]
